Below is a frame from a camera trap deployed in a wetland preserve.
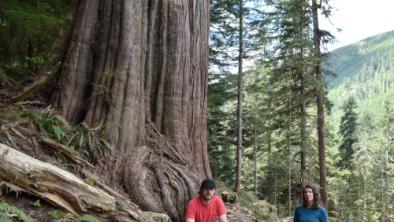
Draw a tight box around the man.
[185,179,228,222]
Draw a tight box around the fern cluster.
[0,201,31,222]
[2,103,111,166]
[25,110,111,158]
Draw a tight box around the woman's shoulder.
[295,205,327,211]
[295,205,305,211]
[317,206,328,213]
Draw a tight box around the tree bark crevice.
[53,1,100,123]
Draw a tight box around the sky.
[320,0,394,51]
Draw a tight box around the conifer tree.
[264,0,315,212]
[337,97,359,220]
[207,74,237,186]
[376,101,394,221]
[209,0,265,192]
[312,0,327,206]
[338,97,358,170]
[353,113,377,221]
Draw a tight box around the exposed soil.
[0,188,59,221]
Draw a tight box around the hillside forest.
[0,0,393,222]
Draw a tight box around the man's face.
[200,187,215,201]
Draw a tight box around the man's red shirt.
[185,195,226,222]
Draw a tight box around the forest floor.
[0,85,163,221]
[216,185,278,221]
[226,203,256,222]
[0,83,277,221]
[0,191,61,221]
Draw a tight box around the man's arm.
[216,196,227,222]
[218,214,227,222]
[185,201,196,222]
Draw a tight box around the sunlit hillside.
[327,31,394,129]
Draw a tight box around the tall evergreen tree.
[376,101,394,221]
[235,0,244,194]
[264,0,316,213]
[353,113,377,221]
[338,97,358,170]
[312,0,327,206]
[209,0,265,193]
[336,97,359,220]
[208,74,237,186]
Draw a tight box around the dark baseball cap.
[200,179,216,189]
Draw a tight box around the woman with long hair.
[294,184,328,222]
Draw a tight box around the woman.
[294,184,328,222]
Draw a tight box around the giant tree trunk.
[51,0,211,221]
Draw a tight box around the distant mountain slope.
[326,31,394,128]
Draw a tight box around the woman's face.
[303,188,314,203]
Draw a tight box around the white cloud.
[320,0,394,51]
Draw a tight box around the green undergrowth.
[237,191,277,221]
[0,0,69,85]
[25,109,111,155]
[0,201,31,222]
[0,103,24,123]
[216,181,277,221]
[0,199,101,222]
[0,103,106,221]
[0,103,111,164]
[46,209,101,222]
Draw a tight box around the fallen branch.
[0,143,115,215]
[15,100,47,106]
[37,136,94,168]
[10,68,57,102]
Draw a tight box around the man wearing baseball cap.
[185,179,228,222]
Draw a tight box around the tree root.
[119,125,204,221]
